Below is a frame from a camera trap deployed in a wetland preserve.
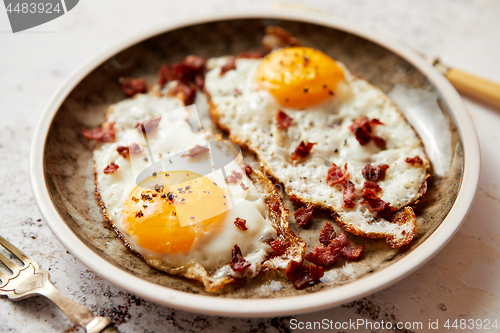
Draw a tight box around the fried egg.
[205,47,430,247]
[92,93,304,291]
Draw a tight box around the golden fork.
[0,235,119,333]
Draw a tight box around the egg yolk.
[121,171,227,254]
[256,47,344,109]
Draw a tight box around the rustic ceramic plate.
[30,10,479,317]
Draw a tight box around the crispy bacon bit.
[181,145,209,158]
[276,110,293,129]
[244,164,253,176]
[361,181,382,200]
[129,143,142,154]
[158,55,206,87]
[262,26,302,51]
[240,182,249,191]
[169,82,197,105]
[285,260,324,290]
[238,48,266,59]
[341,244,365,260]
[291,141,316,161]
[103,162,119,174]
[270,237,286,256]
[230,245,251,272]
[362,164,389,182]
[349,117,386,148]
[405,156,424,165]
[360,197,390,213]
[220,56,237,76]
[294,204,315,228]
[326,163,349,186]
[319,222,337,246]
[343,180,356,208]
[116,146,129,158]
[82,123,116,142]
[120,78,147,96]
[305,244,340,268]
[234,217,247,231]
[225,170,243,183]
[331,232,350,249]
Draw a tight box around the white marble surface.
[1,0,499,332]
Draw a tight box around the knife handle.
[445,68,500,108]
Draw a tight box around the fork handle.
[42,282,118,332]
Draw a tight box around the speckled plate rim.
[30,9,480,318]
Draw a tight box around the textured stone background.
[1,1,499,332]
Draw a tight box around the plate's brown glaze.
[43,19,463,298]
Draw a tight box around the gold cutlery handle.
[445,68,500,108]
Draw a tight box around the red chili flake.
[361,181,383,200]
[294,204,315,228]
[220,56,237,76]
[181,145,209,158]
[240,182,249,191]
[82,123,116,142]
[230,245,251,272]
[326,163,349,186]
[237,48,266,59]
[103,162,119,174]
[405,156,424,165]
[225,170,243,183]
[244,164,253,176]
[129,143,142,154]
[343,180,357,208]
[169,82,197,105]
[285,260,324,290]
[158,55,206,87]
[120,78,147,97]
[362,164,389,182]
[319,222,337,246]
[305,244,341,268]
[270,237,286,256]
[349,117,385,148]
[116,146,129,158]
[234,217,248,231]
[291,141,316,161]
[276,110,293,129]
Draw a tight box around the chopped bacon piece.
[103,162,119,174]
[83,123,116,142]
[361,181,382,200]
[225,170,243,183]
[116,146,129,158]
[343,180,356,208]
[194,74,205,89]
[169,82,197,105]
[120,78,147,97]
[341,244,365,260]
[270,237,286,256]
[234,217,247,231]
[326,163,349,186]
[285,260,323,289]
[349,117,385,148]
[362,164,389,182]
[319,222,337,246]
[230,245,251,272]
[129,143,142,154]
[238,48,266,59]
[291,141,316,161]
[158,55,206,86]
[137,117,161,133]
[305,244,341,268]
[405,156,423,165]
[240,182,249,191]
[294,205,315,228]
[181,145,209,157]
[220,56,237,76]
[360,197,390,213]
[276,110,293,129]
[244,164,252,176]
[262,26,301,51]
